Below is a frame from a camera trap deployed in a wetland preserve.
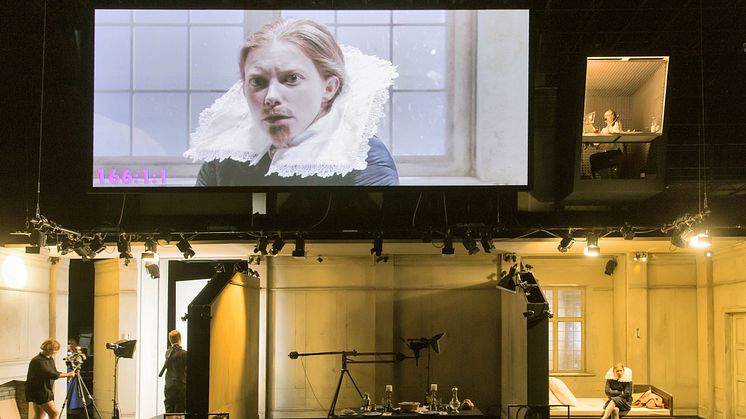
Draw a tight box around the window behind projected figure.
[91,9,529,188]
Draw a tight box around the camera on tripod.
[64,347,87,371]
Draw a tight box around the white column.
[93,258,138,418]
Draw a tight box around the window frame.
[546,286,586,374]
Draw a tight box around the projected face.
[243,40,340,147]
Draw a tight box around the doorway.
[729,312,746,419]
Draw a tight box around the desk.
[334,407,484,419]
[582,132,659,143]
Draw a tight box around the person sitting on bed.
[602,363,632,419]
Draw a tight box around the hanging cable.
[411,192,423,228]
[307,192,333,229]
[117,194,127,227]
[698,0,708,212]
[34,0,49,219]
[441,192,449,229]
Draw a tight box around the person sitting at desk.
[601,109,622,134]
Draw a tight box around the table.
[582,132,659,144]
[333,407,484,419]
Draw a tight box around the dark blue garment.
[603,379,632,415]
[196,137,399,186]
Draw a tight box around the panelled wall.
[704,243,746,419]
[265,254,501,418]
[0,248,69,413]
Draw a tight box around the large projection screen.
[92,9,529,188]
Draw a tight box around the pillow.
[548,387,561,405]
[548,377,579,407]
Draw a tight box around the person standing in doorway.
[161,330,187,414]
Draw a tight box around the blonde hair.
[40,339,61,352]
[168,330,181,345]
[239,19,346,108]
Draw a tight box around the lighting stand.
[112,356,122,419]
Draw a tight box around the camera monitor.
[91,9,530,189]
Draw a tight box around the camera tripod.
[60,367,103,419]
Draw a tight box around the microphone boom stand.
[288,350,409,418]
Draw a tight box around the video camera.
[64,346,87,370]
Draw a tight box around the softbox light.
[106,339,137,358]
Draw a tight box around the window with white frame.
[546,287,585,373]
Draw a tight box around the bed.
[549,384,673,418]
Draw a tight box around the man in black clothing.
[161,330,187,413]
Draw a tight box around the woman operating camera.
[26,339,77,419]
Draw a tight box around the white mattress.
[549,398,670,417]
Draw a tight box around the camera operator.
[26,339,78,419]
[160,330,187,413]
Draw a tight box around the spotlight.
[442,235,455,256]
[145,262,160,279]
[496,264,520,293]
[671,225,694,248]
[89,236,106,255]
[557,233,574,253]
[57,236,75,255]
[142,238,159,262]
[270,237,285,255]
[74,240,96,261]
[480,232,493,253]
[689,229,711,248]
[462,231,480,255]
[621,223,635,240]
[604,258,618,276]
[370,234,383,257]
[26,230,47,253]
[117,235,133,260]
[705,250,713,258]
[633,252,648,262]
[254,237,269,255]
[292,236,306,258]
[584,234,600,257]
[176,237,195,259]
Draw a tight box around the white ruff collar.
[605,367,632,382]
[184,46,397,178]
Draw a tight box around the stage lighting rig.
[462,230,479,255]
[270,237,285,255]
[254,237,269,255]
[176,236,196,259]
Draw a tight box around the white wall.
[702,242,746,419]
[0,248,69,415]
